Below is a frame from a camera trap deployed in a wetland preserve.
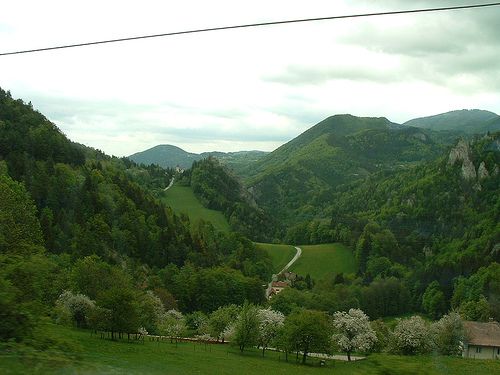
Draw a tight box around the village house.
[268,281,289,298]
[462,321,500,359]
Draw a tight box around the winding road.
[164,177,175,191]
[265,246,302,299]
[279,246,302,275]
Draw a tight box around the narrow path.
[164,177,175,191]
[266,246,302,299]
[278,246,302,275]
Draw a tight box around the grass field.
[1,324,498,375]
[162,184,230,232]
[289,243,356,280]
[256,243,297,273]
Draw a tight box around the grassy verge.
[289,243,356,280]
[1,324,498,375]
[161,184,230,232]
[256,243,297,273]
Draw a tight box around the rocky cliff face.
[448,139,477,180]
[447,137,500,191]
[477,161,489,180]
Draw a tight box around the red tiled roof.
[271,281,288,288]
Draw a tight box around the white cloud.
[1,0,499,156]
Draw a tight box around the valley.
[0,87,499,373]
[3,1,500,373]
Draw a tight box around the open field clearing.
[162,184,230,232]
[289,243,356,280]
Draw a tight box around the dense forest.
[269,133,500,321]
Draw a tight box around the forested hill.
[0,88,187,266]
[403,109,500,134]
[270,134,499,321]
[129,144,200,169]
[245,114,449,224]
[0,87,274,318]
[326,134,499,317]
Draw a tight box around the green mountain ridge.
[244,114,450,223]
[403,109,500,133]
[128,144,268,171]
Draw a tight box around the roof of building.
[464,321,500,347]
[271,281,288,288]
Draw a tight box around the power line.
[1,2,500,56]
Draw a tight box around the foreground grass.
[289,243,356,280]
[1,324,498,375]
[256,243,297,273]
[161,184,230,232]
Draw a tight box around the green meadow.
[289,243,356,280]
[162,184,230,232]
[256,243,297,273]
[1,324,498,375]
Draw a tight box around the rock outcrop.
[477,161,489,180]
[448,139,476,180]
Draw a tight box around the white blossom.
[390,315,432,354]
[55,290,96,327]
[159,309,186,339]
[332,308,377,359]
[221,323,235,341]
[257,308,285,349]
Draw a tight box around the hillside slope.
[329,133,499,297]
[245,114,447,223]
[0,87,273,277]
[162,184,231,232]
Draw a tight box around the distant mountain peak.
[403,109,499,134]
[128,145,268,170]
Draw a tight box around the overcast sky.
[1,0,500,156]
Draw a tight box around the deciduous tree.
[233,302,259,352]
[257,308,285,356]
[283,309,331,364]
[332,308,377,361]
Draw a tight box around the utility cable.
[1,2,500,56]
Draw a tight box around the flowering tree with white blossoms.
[159,309,186,344]
[390,315,432,355]
[332,308,377,361]
[55,290,96,328]
[257,308,285,357]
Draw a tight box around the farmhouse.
[268,281,288,298]
[462,321,500,359]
